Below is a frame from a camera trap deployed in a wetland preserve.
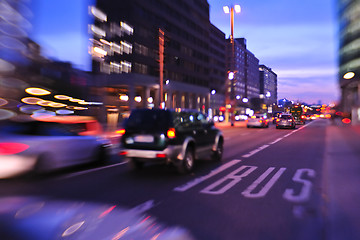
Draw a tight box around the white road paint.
[283,168,316,203]
[130,200,157,213]
[242,167,286,198]
[200,165,257,195]
[173,160,241,192]
[242,144,270,158]
[270,137,283,145]
[240,121,313,158]
[58,162,127,179]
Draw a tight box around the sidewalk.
[323,119,360,240]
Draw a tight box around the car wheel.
[96,146,109,163]
[212,139,223,161]
[34,153,51,174]
[128,158,144,171]
[177,147,194,174]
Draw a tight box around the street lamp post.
[223,4,241,126]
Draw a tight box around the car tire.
[177,147,194,174]
[34,153,52,174]
[96,146,109,163]
[128,158,144,171]
[212,139,223,161]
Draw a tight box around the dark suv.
[120,109,224,173]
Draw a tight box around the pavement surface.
[216,119,360,240]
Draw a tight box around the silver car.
[247,114,269,128]
[275,114,296,129]
[0,117,110,178]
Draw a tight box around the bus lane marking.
[242,144,269,158]
[283,168,315,203]
[173,159,241,192]
[242,167,286,198]
[200,165,257,195]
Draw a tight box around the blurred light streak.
[15,202,44,219]
[25,87,51,96]
[0,109,16,120]
[112,227,129,240]
[62,221,85,237]
[98,205,116,219]
[0,98,8,107]
[21,97,43,105]
[0,143,29,155]
[54,95,71,100]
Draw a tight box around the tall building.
[259,64,278,106]
[338,0,360,122]
[90,0,227,116]
[225,37,260,113]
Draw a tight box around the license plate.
[134,135,154,143]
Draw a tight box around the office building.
[338,0,360,123]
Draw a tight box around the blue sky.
[30,0,339,105]
[208,0,339,104]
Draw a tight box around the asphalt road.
[1,119,359,240]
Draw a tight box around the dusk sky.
[30,0,339,105]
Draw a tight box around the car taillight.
[119,150,128,156]
[0,143,29,155]
[116,129,126,136]
[289,119,293,122]
[259,120,262,123]
[276,119,280,122]
[167,128,176,138]
[156,153,167,158]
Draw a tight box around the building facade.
[225,38,261,113]
[90,0,227,120]
[259,64,278,107]
[338,0,360,123]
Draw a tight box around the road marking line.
[200,165,257,195]
[58,162,127,179]
[131,200,157,213]
[242,167,286,198]
[242,144,270,158]
[270,137,283,144]
[173,159,241,192]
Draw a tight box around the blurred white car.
[246,114,269,128]
[0,116,111,178]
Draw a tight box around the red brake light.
[116,129,126,136]
[0,143,29,155]
[167,128,176,138]
[156,153,167,158]
[119,151,128,156]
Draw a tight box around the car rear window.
[280,115,292,119]
[125,109,172,131]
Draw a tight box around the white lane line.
[270,137,283,145]
[58,162,127,179]
[241,122,313,158]
[242,144,270,158]
[173,159,241,192]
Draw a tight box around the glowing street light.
[343,71,355,80]
[223,4,241,126]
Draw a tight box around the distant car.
[276,114,296,129]
[247,114,269,128]
[0,116,111,178]
[272,111,283,123]
[120,108,224,174]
